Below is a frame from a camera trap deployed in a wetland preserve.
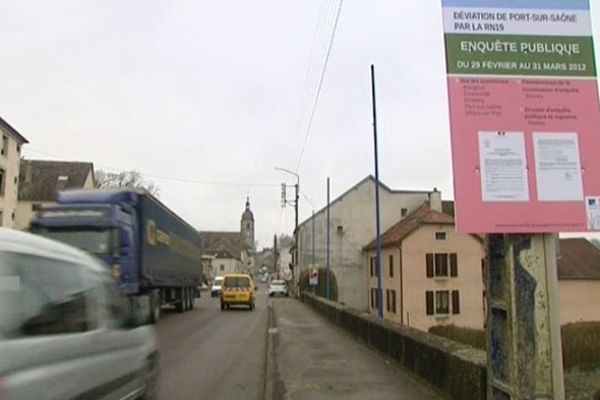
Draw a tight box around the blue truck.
[30,188,203,323]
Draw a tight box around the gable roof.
[558,238,600,280]
[18,160,94,202]
[297,175,431,231]
[364,202,454,251]
[0,116,29,144]
[199,231,249,260]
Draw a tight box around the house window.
[386,290,390,312]
[13,176,17,185]
[452,290,460,314]
[389,254,394,277]
[220,264,225,271]
[435,291,450,315]
[1,135,7,156]
[426,290,451,316]
[435,232,446,240]
[32,203,42,211]
[11,212,14,221]
[450,253,458,277]
[426,291,434,315]
[435,254,448,277]
[386,289,396,313]
[426,253,458,278]
[370,257,375,277]
[401,208,408,217]
[0,168,5,196]
[371,288,380,309]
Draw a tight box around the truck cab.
[30,191,139,295]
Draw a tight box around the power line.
[286,0,331,166]
[294,0,344,174]
[25,147,280,188]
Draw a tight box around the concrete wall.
[297,178,429,310]
[301,292,487,400]
[559,280,600,324]
[0,128,23,228]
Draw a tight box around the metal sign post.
[486,234,564,399]
[440,1,600,398]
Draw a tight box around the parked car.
[211,276,224,297]
[0,228,159,400]
[269,280,289,297]
[220,274,256,310]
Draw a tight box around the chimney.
[429,188,442,212]
[56,175,69,193]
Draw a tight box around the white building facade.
[296,176,430,311]
[0,117,28,228]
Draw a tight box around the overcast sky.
[2,1,600,247]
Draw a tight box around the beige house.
[364,192,485,332]
[557,238,600,324]
[15,160,95,230]
[296,176,432,310]
[0,117,28,228]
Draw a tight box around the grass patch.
[429,321,600,369]
[562,322,600,370]
[428,325,485,350]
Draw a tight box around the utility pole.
[326,177,330,300]
[371,64,383,319]
[276,167,299,294]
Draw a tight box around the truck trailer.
[30,188,202,323]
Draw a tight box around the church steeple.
[241,197,255,251]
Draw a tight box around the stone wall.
[301,292,487,400]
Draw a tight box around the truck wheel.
[184,288,191,311]
[189,288,195,310]
[150,293,161,324]
[175,288,185,313]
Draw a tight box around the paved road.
[155,286,269,400]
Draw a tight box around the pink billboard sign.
[442,0,600,233]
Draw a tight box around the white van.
[0,228,159,400]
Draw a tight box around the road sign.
[442,0,600,233]
[309,265,318,286]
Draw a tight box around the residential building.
[296,176,431,310]
[15,160,95,230]
[199,198,256,280]
[0,117,28,228]
[364,192,485,331]
[557,238,600,324]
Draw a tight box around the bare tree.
[95,170,160,197]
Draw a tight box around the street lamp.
[275,167,299,294]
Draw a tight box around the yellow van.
[220,274,256,310]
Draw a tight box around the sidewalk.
[267,298,441,400]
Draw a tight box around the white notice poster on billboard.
[479,131,529,202]
[533,133,584,202]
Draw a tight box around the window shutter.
[452,290,460,314]
[426,254,434,278]
[450,253,458,277]
[426,291,434,315]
